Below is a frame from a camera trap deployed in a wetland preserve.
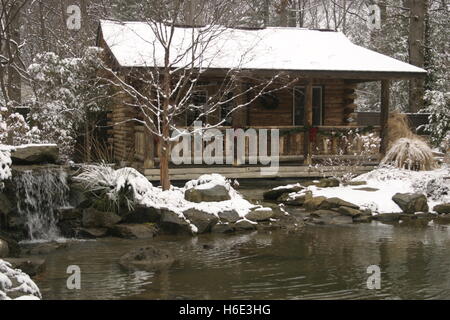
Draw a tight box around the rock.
[5,258,46,276]
[308,210,352,225]
[0,232,20,257]
[373,213,401,222]
[433,203,450,214]
[211,223,235,234]
[353,215,373,223]
[338,206,362,217]
[218,210,240,223]
[304,196,327,211]
[57,207,83,238]
[346,181,367,186]
[23,242,70,255]
[184,184,231,203]
[319,198,359,210]
[118,246,175,272]
[392,193,429,214]
[82,208,121,228]
[110,224,158,239]
[310,210,339,217]
[278,191,313,206]
[0,239,9,258]
[234,219,257,231]
[263,184,304,201]
[123,205,161,224]
[10,144,59,165]
[353,187,380,192]
[316,178,340,188]
[59,207,82,221]
[329,216,354,225]
[68,183,91,209]
[0,192,13,217]
[78,228,108,238]
[159,209,192,235]
[245,208,274,222]
[183,209,219,234]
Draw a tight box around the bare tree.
[101,0,295,189]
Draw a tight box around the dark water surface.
[33,181,450,300]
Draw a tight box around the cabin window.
[293,86,323,126]
[220,92,234,126]
[186,90,208,126]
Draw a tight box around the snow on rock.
[0,259,42,300]
[306,166,450,214]
[75,167,261,233]
[0,147,12,182]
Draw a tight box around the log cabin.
[96,20,426,180]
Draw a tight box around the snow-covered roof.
[98,20,426,77]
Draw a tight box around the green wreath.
[259,92,279,110]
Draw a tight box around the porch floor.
[143,164,378,181]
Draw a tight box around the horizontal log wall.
[247,79,357,127]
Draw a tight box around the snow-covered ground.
[307,165,450,214]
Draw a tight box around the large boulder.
[10,144,59,165]
[211,223,235,234]
[433,203,450,214]
[78,228,108,238]
[118,246,175,272]
[82,208,121,228]
[184,184,231,203]
[304,196,327,211]
[338,206,362,217]
[183,209,218,234]
[159,208,192,235]
[122,205,161,224]
[245,208,274,222]
[392,193,429,214]
[373,213,401,222]
[263,184,304,201]
[110,224,158,239]
[319,198,359,210]
[233,219,257,231]
[218,210,240,223]
[278,191,312,206]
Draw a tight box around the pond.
[31,180,450,300]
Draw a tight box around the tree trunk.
[279,0,289,27]
[160,51,172,190]
[7,1,22,105]
[406,0,427,113]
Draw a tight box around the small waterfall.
[14,168,69,241]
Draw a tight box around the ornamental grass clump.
[381,113,437,171]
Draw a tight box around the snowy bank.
[307,166,450,214]
[0,259,41,300]
[74,166,264,234]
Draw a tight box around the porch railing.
[134,125,381,167]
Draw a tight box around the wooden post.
[303,80,313,165]
[380,80,390,156]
